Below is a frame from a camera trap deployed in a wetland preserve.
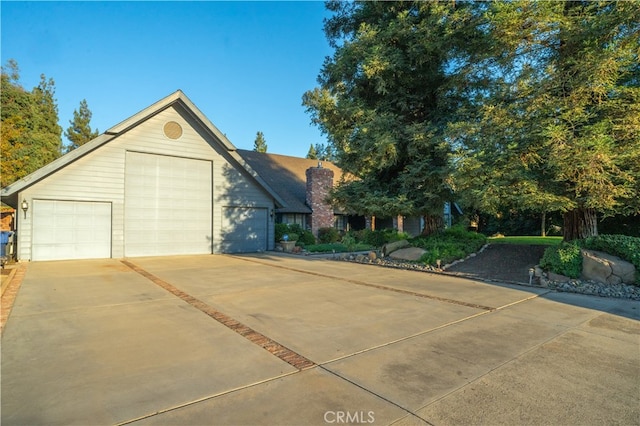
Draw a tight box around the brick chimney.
[306,162,334,238]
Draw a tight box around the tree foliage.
[303,1,483,234]
[306,142,335,161]
[452,1,640,240]
[1,60,62,187]
[64,99,99,153]
[253,131,268,153]
[306,1,639,240]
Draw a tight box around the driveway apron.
[1,254,638,425]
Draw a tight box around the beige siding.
[18,105,275,260]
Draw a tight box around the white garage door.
[125,152,212,257]
[221,207,268,253]
[32,200,112,261]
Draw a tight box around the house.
[1,90,455,262]
[236,150,365,236]
[0,90,287,261]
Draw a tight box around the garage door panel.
[221,207,267,253]
[124,152,212,257]
[32,200,112,261]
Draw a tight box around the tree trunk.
[541,211,546,237]
[421,214,444,236]
[563,208,597,241]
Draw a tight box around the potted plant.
[280,233,299,252]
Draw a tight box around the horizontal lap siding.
[18,105,275,260]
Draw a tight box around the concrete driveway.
[1,254,638,425]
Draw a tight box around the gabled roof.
[237,150,347,214]
[0,90,285,208]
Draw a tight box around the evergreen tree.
[1,60,62,187]
[303,1,482,234]
[64,99,99,152]
[306,143,318,160]
[253,131,267,153]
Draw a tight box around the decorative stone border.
[334,244,640,301]
[535,267,640,300]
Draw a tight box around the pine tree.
[306,143,318,160]
[64,99,99,152]
[253,131,267,153]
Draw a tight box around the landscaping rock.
[388,247,427,261]
[581,249,636,285]
[368,251,377,261]
[382,240,410,256]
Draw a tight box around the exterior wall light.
[21,199,29,219]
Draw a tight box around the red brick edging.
[1,264,27,336]
[120,260,315,371]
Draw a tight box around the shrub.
[318,227,340,244]
[362,230,387,247]
[285,233,299,242]
[341,233,357,252]
[410,226,487,266]
[540,243,582,278]
[305,242,373,253]
[275,223,289,242]
[350,229,408,247]
[275,223,309,243]
[298,230,316,246]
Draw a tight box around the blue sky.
[1,1,333,158]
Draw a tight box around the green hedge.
[349,229,410,247]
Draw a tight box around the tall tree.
[452,1,640,240]
[1,60,62,187]
[303,1,483,234]
[306,143,335,162]
[253,131,267,153]
[306,143,318,160]
[64,99,99,152]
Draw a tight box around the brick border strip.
[1,264,27,336]
[120,260,315,371]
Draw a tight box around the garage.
[221,207,268,253]
[124,152,213,257]
[1,91,281,261]
[32,200,112,261]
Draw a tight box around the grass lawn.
[488,236,562,246]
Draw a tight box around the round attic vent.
[163,121,183,139]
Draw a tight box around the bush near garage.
[275,223,315,246]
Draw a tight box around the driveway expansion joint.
[120,259,315,371]
[232,255,496,311]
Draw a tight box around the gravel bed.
[334,250,640,301]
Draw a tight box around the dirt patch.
[446,244,547,284]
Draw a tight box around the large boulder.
[382,239,410,256]
[581,249,636,285]
[388,247,427,261]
